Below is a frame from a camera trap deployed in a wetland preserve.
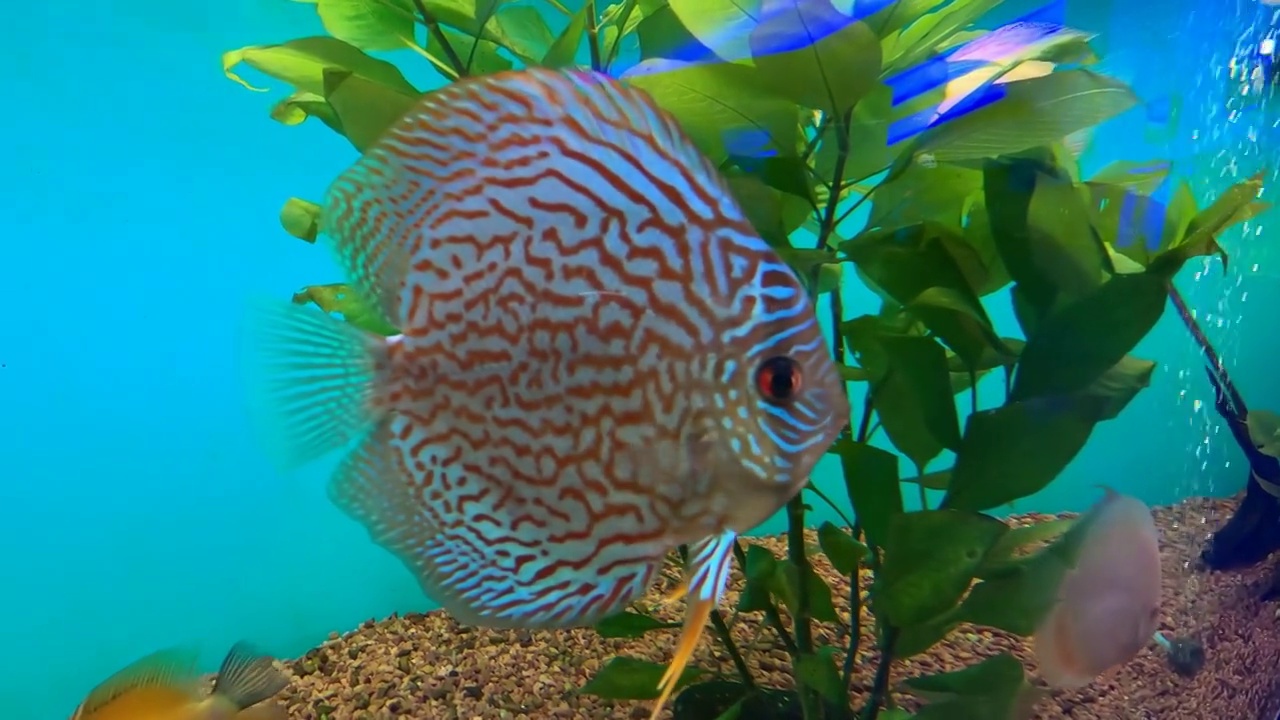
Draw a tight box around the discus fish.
[246,67,850,720]
[71,642,289,720]
[1032,488,1162,688]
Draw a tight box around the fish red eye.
[755,356,802,405]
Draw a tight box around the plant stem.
[786,496,822,720]
[410,0,467,78]
[711,608,756,689]
[860,627,898,720]
[813,109,854,250]
[731,541,799,656]
[604,0,639,70]
[841,521,864,689]
[585,0,603,72]
[678,545,755,688]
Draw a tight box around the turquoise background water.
[3,1,1275,718]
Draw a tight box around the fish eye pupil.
[756,356,802,405]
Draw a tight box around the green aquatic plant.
[222,1,1270,719]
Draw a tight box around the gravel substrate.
[244,495,1280,719]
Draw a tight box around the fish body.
[72,643,289,720]
[247,66,849,719]
[1032,488,1162,688]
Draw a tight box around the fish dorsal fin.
[76,646,199,716]
[211,642,289,710]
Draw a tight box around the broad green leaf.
[889,69,1138,172]
[843,319,961,468]
[1088,159,1172,194]
[292,284,400,336]
[749,9,883,116]
[875,509,1008,627]
[881,0,1003,74]
[316,0,415,51]
[941,395,1100,512]
[794,649,844,704]
[905,654,1043,720]
[983,518,1076,566]
[957,193,1011,295]
[862,0,948,38]
[594,611,680,638]
[279,197,321,243]
[906,286,1011,372]
[867,161,983,230]
[621,58,800,163]
[541,3,588,68]
[1081,181,1167,266]
[270,91,344,136]
[1152,172,1270,275]
[635,0,717,62]
[814,83,896,183]
[817,521,869,575]
[774,247,844,296]
[428,27,513,77]
[833,439,902,550]
[579,656,704,699]
[668,0,761,62]
[1011,271,1169,401]
[903,468,951,491]
[737,543,779,612]
[771,561,840,623]
[725,173,811,247]
[494,5,557,63]
[1080,354,1155,421]
[983,157,1113,322]
[323,69,420,151]
[222,36,419,96]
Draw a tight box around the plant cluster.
[222,1,1270,718]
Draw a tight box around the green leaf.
[889,69,1137,173]
[1080,354,1155,421]
[428,27,514,77]
[905,653,1042,720]
[749,9,883,116]
[774,247,843,296]
[834,439,902,551]
[1088,159,1171,194]
[817,521,869,576]
[983,518,1076,566]
[579,656,704,700]
[842,222,1005,369]
[541,3,588,68]
[1011,271,1169,402]
[881,0,1002,74]
[983,157,1112,321]
[1151,171,1269,275]
[875,509,1008,627]
[867,162,983,230]
[813,84,897,183]
[903,468,951,491]
[621,58,800,164]
[725,172,811,247]
[222,36,419,96]
[315,0,415,51]
[494,5,557,64]
[737,543,778,613]
[667,0,760,62]
[280,197,322,243]
[795,649,844,705]
[594,611,680,638]
[771,561,840,624]
[941,396,1100,512]
[322,68,420,151]
[292,284,400,336]
[842,318,961,468]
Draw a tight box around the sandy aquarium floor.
[237,495,1280,719]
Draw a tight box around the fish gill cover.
[219,1,1271,719]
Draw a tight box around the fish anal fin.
[210,642,289,710]
[649,531,737,720]
[76,646,200,716]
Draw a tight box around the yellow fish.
[70,642,289,720]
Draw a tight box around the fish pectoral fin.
[242,297,392,472]
[76,646,201,716]
[210,642,289,710]
[648,531,738,720]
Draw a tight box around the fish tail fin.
[242,298,394,471]
[210,642,289,710]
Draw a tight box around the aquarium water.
[2,0,1278,718]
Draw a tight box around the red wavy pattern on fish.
[319,68,847,628]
